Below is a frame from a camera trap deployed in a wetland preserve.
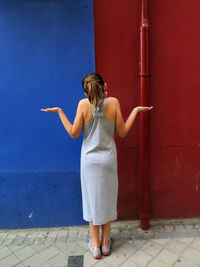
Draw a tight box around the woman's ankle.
[91,241,100,248]
[101,239,109,246]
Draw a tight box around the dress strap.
[101,97,107,112]
[92,98,107,118]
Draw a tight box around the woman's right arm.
[115,98,153,138]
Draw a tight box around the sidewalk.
[0,218,200,267]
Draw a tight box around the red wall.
[94,0,200,220]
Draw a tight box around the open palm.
[136,106,153,112]
[40,107,61,113]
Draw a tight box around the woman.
[41,73,153,259]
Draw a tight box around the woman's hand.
[134,106,153,113]
[41,107,62,113]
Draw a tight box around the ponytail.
[82,73,106,107]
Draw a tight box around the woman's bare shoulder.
[107,96,119,105]
[78,98,90,106]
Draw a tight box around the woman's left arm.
[41,100,84,139]
[57,101,84,139]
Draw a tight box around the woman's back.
[81,96,117,126]
[81,97,116,155]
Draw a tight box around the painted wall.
[0,0,95,229]
[94,0,141,220]
[149,0,200,219]
[2,0,200,230]
[94,0,200,220]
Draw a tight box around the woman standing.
[41,73,153,259]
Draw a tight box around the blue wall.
[0,0,95,229]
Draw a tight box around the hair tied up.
[82,73,105,107]
[87,78,95,83]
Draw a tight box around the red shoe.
[88,240,101,259]
[101,237,112,256]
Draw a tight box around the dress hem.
[83,215,117,226]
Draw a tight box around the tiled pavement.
[0,219,200,267]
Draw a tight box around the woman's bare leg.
[89,221,100,248]
[101,221,111,246]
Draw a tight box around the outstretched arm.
[115,99,153,138]
[41,100,84,139]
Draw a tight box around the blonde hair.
[82,73,106,107]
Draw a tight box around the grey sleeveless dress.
[80,97,118,225]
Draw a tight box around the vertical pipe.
[139,0,150,230]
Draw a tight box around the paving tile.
[23,231,38,245]
[1,221,200,267]
[111,240,125,252]
[173,257,199,267]
[55,230,68,245]
[83,251,98,267]
[120,259,139,267]
[66,230,79,243]
[33,237,46,245]
[102,251,126,266]
[54,243,68,252]
[22,253,47,266]
[38,261,53,267]
[184,224,197,231]
[0,232,18,246]
[164,224,175,232]
[47,231,59,238]
[14,245,37,261]
[36,230,49,238]
[0,253,20,267]
[45,231,59,245]
[174,224,187,232]
[147,258,169,267]
[33,230,48,245]
[14,263,25,267]
[49,251,69,267]
[88,231,93,240]
[190,238,200,251]
[64,243,87,256]
[156,248,179,265]
[31,244,50,252]
[113,242,137,258]
[77,229,89,239]
[0,232,9,245]
[93,261,109,267]
[110,229,121,241]
[7,244,26,253]
[182,247,200,265]
[12,231,29,246]
[129,250,153,266]
[175,237,194,245]
[127,239,148,249]
[120,228,132,240]
[141,240,163,257]
[151,238,171,247]
[45,238,57,245]
[0,246,12,259]
[39,245,61,260]
[150,224,165,233]
[164,239,187,256]
[77,229,89,250]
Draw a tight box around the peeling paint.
[195,173,200,192]
[172,155,181,178]
[29,212,34,219]
[176,156,180,170]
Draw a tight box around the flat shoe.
[101,237,112,256]
[88,240,101,259]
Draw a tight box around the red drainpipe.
[139,0,151,230]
